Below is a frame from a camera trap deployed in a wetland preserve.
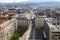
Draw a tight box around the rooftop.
[16,13,31,20]
[0,20,11,28]
[0,9,16,28]
[45,18,60,30]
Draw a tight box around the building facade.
[35,16,46,29]
[16,13,32,29]
[0,18,17,40]
[44,18,60,40]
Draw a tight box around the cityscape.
[0,0,60,40]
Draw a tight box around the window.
[52,36,54,39]
[57,22,59,25]
[0,27,1,30]
[1,33,2,35]
[7,33,8,36]
[59,37,60,39]
[1,36,2,38]
[1,33,2,38]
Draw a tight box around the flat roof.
[16,13,31,20]
[45,18,60,30]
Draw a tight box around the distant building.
[44,18,60,40]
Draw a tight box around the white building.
[44,18,60,40]
[35,15,46,29]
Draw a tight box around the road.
[29,26,43,40]
[29,23,35,40]
[28,17,46,40]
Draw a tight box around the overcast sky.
[0,0,60,3]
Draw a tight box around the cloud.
[0,0,60,3]
[53,0,60,1]
[0,0,28,3]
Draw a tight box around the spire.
[14,1,15,4]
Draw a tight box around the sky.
[0,0,60,3]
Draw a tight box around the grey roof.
[16,13,31,20]
[45,18,60,30]
[16,16,28,20]
[55,11,60,14]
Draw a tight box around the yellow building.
[35,15,46,29]
[0,18,17,40]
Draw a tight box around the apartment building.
[35,15,46,29]
[0,10,17,40]
[0,18,17,40]
[16,13,32,29]
[55,11,60,22]
[44,18,60,40]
